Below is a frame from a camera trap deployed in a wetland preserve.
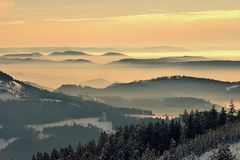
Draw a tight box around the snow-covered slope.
[199,142,240,159]
[0,138,18,151]
[0,72,24,101]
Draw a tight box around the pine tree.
[115,150,125,160]
[179,134,186,144]
[163,138,177,160]
[36,152,43,160]
[50,148,59,160]
[130,150,141,160]
[43,153,49,160]
[209,143,236,160]
[181,110,189,125]
[185,153,199,160]
[208,106,218,129]
[227,99,236,123]
[192,110,203,135]
[141,145,156,160]
[219,107,227,126]
[32,155,37,160]
[237,110,240,121]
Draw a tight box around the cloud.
[0,0,14,10]
[43,10,240,23]
[43,17,115,23]
[0,20,25,25]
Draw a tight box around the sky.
[0,0,240,48]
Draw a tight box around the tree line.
[32,100,240,160]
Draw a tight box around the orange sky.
[0,0,240,49]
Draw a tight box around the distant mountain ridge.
[1,53,43,58]
[110,56,240,67]
[81,78,114,88]
[111,56,210,65]
[49,51,89,56]
[0,46,188,55]
[102,52,127,57]
[0,58,92,64]
[62,59,91,63]
[56,76,240,101]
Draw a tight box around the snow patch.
[0,80,23,101]
[40,99,62,103]
[226,85,240,91]
[0,92,18,101]
[0,138,18,151]
[27,117,113,134]
[35,131,51,140]
[199,142,240,159]
[125,114,175,119]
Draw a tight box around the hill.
[102,52,127,57]
[111,56,209,64]
[0,71,152,160]
[49,51,89,56]
[24,81,53,91]
[56,76,240,100]
[111,57,240,68]
[62,59,92,63]
[0,58,92,64]
[1,53,44,58]
[0,58,54,64]
[55,76,238,114]
[81,78,114,88]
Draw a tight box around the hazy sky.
[1,0,240,48]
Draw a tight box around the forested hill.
[56,76,240,99]
[0,71,153,160]
[0,71,151,124]
[111,57,240,67]
[32,101,240,160]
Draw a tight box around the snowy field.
[199,142,240,159]
[27,117,113,133]
[0,138,18,151]
[125,114,176,119]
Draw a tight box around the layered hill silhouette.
[48,51,89,56]
[110,56,209,64]
[0,46,188,54]
[102,52,127,57]
[0,71,151,159]
[55,76,238,114]
[0,58,92,64]
[81,78,114,88]
[1,53,43,58]
[110,56,240,67]
[56,76,240,100]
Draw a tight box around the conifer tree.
[50,148,59,160]
[163,138,177,160]
[208,105,218,129]
[141,145,156,160]
[227,99,236,123]
[210,143,236,160]
[219,107,227,126]
[236,110,240,121]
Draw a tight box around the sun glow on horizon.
[1,3,240,49]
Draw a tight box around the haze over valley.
[1,0,240,159]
